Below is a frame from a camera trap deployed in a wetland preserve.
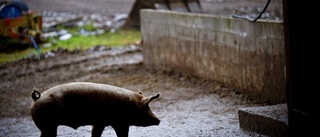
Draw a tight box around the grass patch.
[0,29,141,65]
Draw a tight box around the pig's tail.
[32,89,41,101]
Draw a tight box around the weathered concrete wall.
[141,9,285,104]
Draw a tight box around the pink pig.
[30,82,160,137]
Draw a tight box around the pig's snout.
[154,114,160,125]
[155,118,160,125]
[150,115,160,126]
[142,110,161,126]
[141,116,160,127]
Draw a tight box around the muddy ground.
[0,45,268,137]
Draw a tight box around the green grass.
[0,29,141,65]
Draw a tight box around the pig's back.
[42,82,135,101]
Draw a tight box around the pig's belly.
[57,114,113,129]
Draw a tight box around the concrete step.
[238,103,288,137]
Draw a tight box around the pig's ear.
[142,93,160,106]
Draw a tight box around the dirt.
[0,45,268,137]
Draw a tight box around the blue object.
[0,5,22,18]
[0,0,29,18]
[30,35,41,56]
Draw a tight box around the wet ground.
[0,45,268,137]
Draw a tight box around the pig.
[30,82,160,137]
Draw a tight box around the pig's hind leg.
[91,125,105,137]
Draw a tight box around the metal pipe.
[231,0,271,22]
[29,35,41,56]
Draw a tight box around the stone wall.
[141,9,285,104]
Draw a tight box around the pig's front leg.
[111,125,129,137]
[91,125,105,137]
[39,125,57,137]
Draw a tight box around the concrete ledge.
[238,103,288,137]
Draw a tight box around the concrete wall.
[141,9,285,104]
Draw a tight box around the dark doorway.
[283,1,320,136]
